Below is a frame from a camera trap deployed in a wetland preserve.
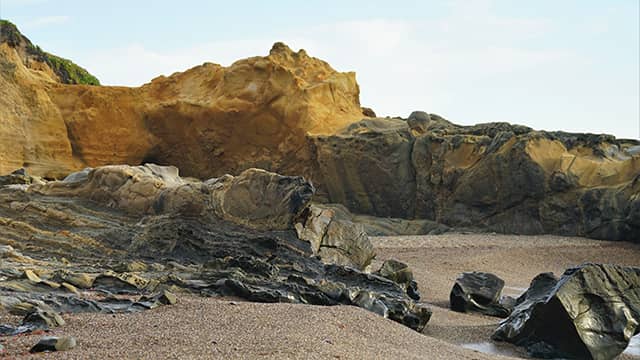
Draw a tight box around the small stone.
[157,290,177,305]
[30,336,77,353]
[361,107,376,117]
[61,272,95,289]
[23,309,65,328]
[61,282,79,294]
[24,269,41,283]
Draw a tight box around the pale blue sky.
[2,0,639,139]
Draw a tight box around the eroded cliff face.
[2,23,639,242]
[0,43,80,178]
[1,21,365,179]
[310,114,640,241]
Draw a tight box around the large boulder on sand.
[449,272,511,318]
[493,264,640,360]
[295,204,375,269]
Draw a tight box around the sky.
[1,0,639,139]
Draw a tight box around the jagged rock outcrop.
[493,264,640,360]
[32,165,314,232]
[0,164,431,331]
[310,116,640,241]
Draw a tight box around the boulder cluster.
[449,264,640,360]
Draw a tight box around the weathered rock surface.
[310,116,640,241]
[295,204,375,269]
[2,23,638,243]
[0,164,431,332]
[493,264,640,360]
[1,22,364,180]
[449,272,511,318]
[375,260,420,301]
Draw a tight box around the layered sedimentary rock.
[0,164,431,331]
[311,115,640,241]
[493,264,640,360]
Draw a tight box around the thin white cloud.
[22,15,69,29]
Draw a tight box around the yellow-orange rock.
[1,31,365,179]
[0,43,80,178]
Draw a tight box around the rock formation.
[0,21,365,180]
[493,264,640,360]
[449,272,512,318]
[311,117,640,241]
[0,164,431,331]
[1,21,638,243]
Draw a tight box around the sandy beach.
[2,233,640,359]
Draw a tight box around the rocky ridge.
[311,114,640,241]
[0,164,431,333]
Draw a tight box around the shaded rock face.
[311,119,417,218]
[310,116,640,241]
[0,164,431,331]
[449,272,512,318]
[493,264,640,360]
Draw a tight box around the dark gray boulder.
[449,272,511,318]
[493,264,640,360]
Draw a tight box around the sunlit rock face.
[1,23,365,180]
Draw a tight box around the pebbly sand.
[2,233,640,359]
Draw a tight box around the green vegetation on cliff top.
[0,19,100,85]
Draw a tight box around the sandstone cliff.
[0,21,365,179]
